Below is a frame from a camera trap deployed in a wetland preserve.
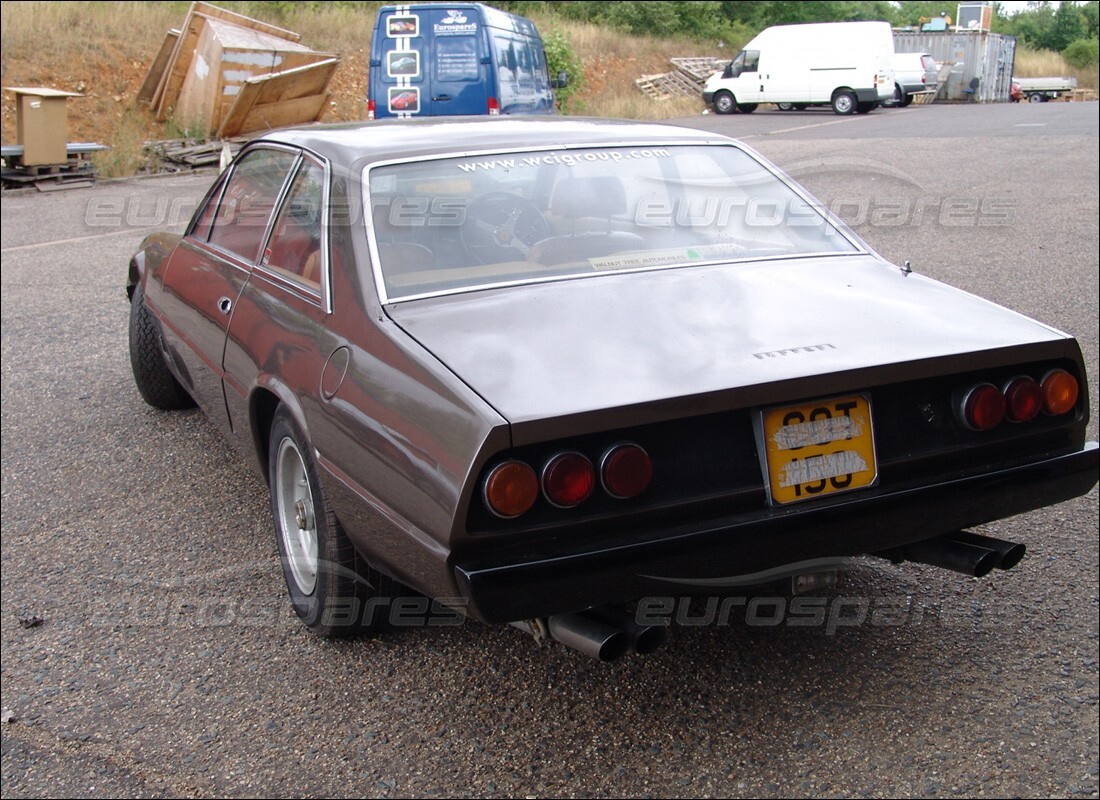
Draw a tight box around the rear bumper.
[455,443,1098,623]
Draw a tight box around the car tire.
[736,103,758,114]
[890,83,904,107]
[776,103,794,111]
[831,89,857,115]
[128,282,195,410]
[899,93,915,108]
[793,103,808,110]
[269,407,394,637]
[1028,93,1045,103]
[855,101,877,114]
[713,91,736,114]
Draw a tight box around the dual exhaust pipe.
[897,530,1025,578]
[512,605,666,662]
[515,531,1024,661]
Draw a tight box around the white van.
[703,21,895,115]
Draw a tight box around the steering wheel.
[460,192,551,264]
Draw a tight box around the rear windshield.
[366,144,858,301]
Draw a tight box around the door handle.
[432,94,452,101]
[218,296,232,315]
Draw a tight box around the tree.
[1049,0,1088,50]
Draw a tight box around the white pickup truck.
[1013,77,1078,103]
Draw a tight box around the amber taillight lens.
[1003,376,1043,422]
[1042,369,1079,415]
[601,444,653,499]
[962,383,1006,431]
[483,461,539,518]
[542,453,595,508]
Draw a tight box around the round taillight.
[962,383,1005,431]
[483,461,539,518]
[1003,376,1043,423]
[541,452,595,508]
[600,444,653,499]
[1042,369,1079,416]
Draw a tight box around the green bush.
[1062,38,1100,68]
[542,28,585,112]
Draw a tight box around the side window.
[743,50,760,73]
[189,177,227,242]
[208,148,297,263]
[262,158,326,288]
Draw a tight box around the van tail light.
[1003,377,1043,422]
[542,453,595,508]
[961,383,1006,431]
[488,97,500,115]
[601,444,653,500]
[1041,369,1079,415]
[367,99,376,121]
[484,461,539,518]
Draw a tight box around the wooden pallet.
[635,70,704,101]
[669,57,726,83]
[1054,88,1098,102]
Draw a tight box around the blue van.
[368,3,560,119]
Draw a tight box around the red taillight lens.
[542,453,595,508]
[484,461,538,518]
[488,97,500,115]
[1003,376,1043,422]
[601,444,653,500]
[367,99,376,120]
[1042,369,1079,415]
[962,383,1006,430]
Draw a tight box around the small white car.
[887,52,938,107]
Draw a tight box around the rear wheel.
[1028,92,1046,103]
[776,102,793,111]
[736,103,758,114]
[128,282,194,410]
[713,91,736,114]
[269,407,394,637]
[855,101,877,114]
[899,93,915,107]
[831,89,857,115]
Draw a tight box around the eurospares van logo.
[435,9,478,35]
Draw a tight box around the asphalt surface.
[2,102,1097,799]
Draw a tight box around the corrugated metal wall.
[893,31,1017,102]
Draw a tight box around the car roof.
[254,117,731,169]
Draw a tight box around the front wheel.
[832,90,857,115]
[1028,92,1046,103]
[713,91,736,114]
[776,102,793,111]
[269,408,394,637]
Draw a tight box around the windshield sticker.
[456,149,671,173]
[589,243,748,271]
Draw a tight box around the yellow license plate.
[758,394,878,506]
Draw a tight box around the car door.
[221,154,332,438]
[155,146,298,432]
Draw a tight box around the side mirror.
[552,71,569,89]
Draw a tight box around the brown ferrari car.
[127,118,1098,661]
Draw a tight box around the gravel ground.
[2,103,1097,798]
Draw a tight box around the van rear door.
[424,7,489,116]
[375,7,489,118]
